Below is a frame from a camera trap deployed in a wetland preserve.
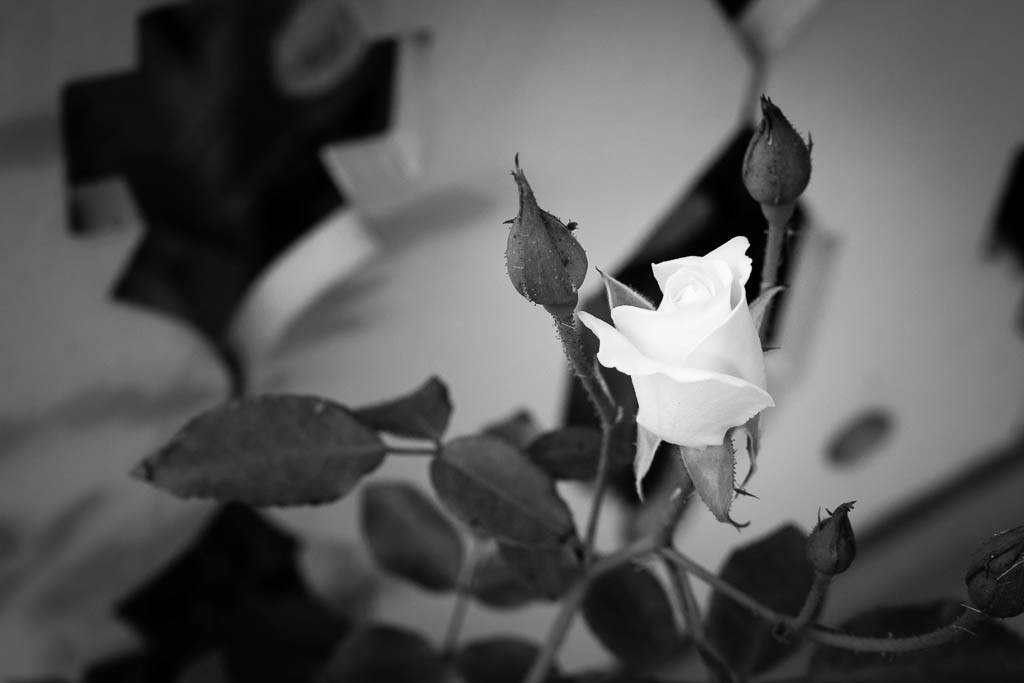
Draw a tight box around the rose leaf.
[598,268,655,311]
[360,481,464,592]
[468,544,538,609]
[496,539,584,601]
[482,409,543,449]
[706,524,814,675]
[132,395,386,507]
[319,624,445,683]
[526,426,602,481]
[582,562,688,670]
[430,435,577,547]
[352,376,452,442]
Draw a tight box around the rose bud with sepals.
[742,96,812,226]
[505,157,588,317]
[806,501,856,575]
[965,524,1024,618]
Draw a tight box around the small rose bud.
[505,158,588,316]
[965,525,1024,618]
[806,501,856,575]
[742,95,812,207]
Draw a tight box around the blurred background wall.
[1,0,1023,678]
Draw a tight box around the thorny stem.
[441,542,482,657]
[552,312,617,426]
[551,311,618,563]
[660,547,985,656]
[801,607,985,653]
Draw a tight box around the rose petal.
[683,292,768,389]
[661,259,731,310]
[703,236,754,286]
[631,371,774,448]
[611,298,729,367]
[653,236,752,303]
[578,310,664,377]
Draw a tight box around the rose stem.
[441,541,482,657]
[759,201,795,294]
[801,608,985,653]
[551,311,618,563]
[551,312,616,424]
[776,571,832,640]
[660,546,985,655]
[522,490,691,683]
[664,553,736,682]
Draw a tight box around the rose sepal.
[597,269,654,312]
[678,423,760,529]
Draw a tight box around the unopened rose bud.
[742,96,812,209]
[965,525,1024,618]
[806,502,856,575]
[505,158,588,316]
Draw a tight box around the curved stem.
[582,410,616,561]
[661,546,791,624]
[441,542,482,656]
[551,312,618,564]
[521,537,659,683]
[802,607,984,653]
[661,547,985,656]
[523,491,691,683]
[551,313,616,425]
[665,555,737,683]
[776,571,832,641]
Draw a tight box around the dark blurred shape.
[826,407,894,466]
[319,625,446,683]
[84,650,178,683]
[456,637,551,683]
[105,503,346,683]
[564,128,805,505]
[61,0,400,385]
[714,0,757,21]
[991,145,1024,271]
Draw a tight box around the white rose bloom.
[579,236,773,452]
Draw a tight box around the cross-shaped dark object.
[62,0,398,391]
